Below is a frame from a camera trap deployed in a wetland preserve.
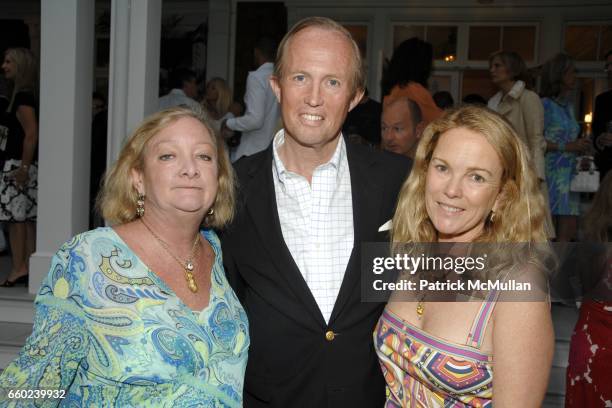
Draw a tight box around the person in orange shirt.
[381,37,443,126]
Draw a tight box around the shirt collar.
[507,80,526,100]
[272,129,346,184]
[169,88,188,97]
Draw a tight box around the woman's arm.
[14,104,38,187]
[492,300,554,406]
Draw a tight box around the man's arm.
[593,93,612,151]
[225,72,268,133]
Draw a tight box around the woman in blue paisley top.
[0,107,249,407]
[540,53,592,241]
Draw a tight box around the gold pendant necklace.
[416,299,425,319]
[140,218,201,293]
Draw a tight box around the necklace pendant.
[416,302,424,319]
[186,261,194,271]
[185,269,198,293]
[187,279,198,293]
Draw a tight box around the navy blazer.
[221,139,411,407]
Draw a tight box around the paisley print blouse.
[0,227,249,407]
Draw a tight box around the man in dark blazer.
[221,17,411,407]
[593,49,612,178]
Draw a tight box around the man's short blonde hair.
[98,107,235,228]
[273,16,365,98]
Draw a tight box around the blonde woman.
[0,107,249,406]
[0,48,38,287]
[375,106,553,407]
[201,77,240,135]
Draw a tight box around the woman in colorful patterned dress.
[374,106,554,406]
[540,53,592,242]
[0,107,249,407]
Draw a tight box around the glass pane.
[428,26,458,61]
[576,77,595,128]
[430,74,452,94]
[344,25,368,60]
[461,69,497,101]
[469,26,501,60]
[600,25,612,60]
[565,25,598,61]
[344,24,369,75]
[393,25,426,50]
[502,26,536,62]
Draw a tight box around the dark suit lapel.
[329,143,383,324]
[243,148,326,327]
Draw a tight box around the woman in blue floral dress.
[0,107,249,407]
[541,53,591,241]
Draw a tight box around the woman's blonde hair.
[4,47,38,110]
[392,105,547,244]
[204,77,232,118]
[98,107,235,228]
[582,171,612,242]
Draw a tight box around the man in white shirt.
[222,37,280,161]
[158,67,200,112]
[221,17,411,407]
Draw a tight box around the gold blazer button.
[325,330,335,341]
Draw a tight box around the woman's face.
[2,54,16,79]
[132,116,219,221]
[425,127,504,242]
[489,56,512,87]
[205,82,219,102]
[562,64,576,91]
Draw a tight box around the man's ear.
[269,76,282,104]
[348,88,365,112]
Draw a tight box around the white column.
[539,13,563,63]
[206,0,232,83]
[370,10,386,102]
[29,0,95,294]
[107,0,161,164]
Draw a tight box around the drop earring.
[136,194,145,217]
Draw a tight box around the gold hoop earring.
[489,210,495,223]
[207,208,214,216]
[136,194,145,217]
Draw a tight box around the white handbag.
[570,156,599,193]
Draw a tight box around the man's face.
[183,78,198,99]
[381,101,421,158]
[270,27,363,154]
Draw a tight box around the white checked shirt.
[272,130,354,323]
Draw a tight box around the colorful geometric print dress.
[0,227,249,408]
[374,292,499,407]
[542,97,582,216]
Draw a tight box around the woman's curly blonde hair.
[97,106,235,228]
[392,105,547,244]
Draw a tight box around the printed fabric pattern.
[374,306,494,407]
[542,97,581,216]
[0,227,249,408]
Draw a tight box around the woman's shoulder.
[13,90,37,108]
[53,227,129,265]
